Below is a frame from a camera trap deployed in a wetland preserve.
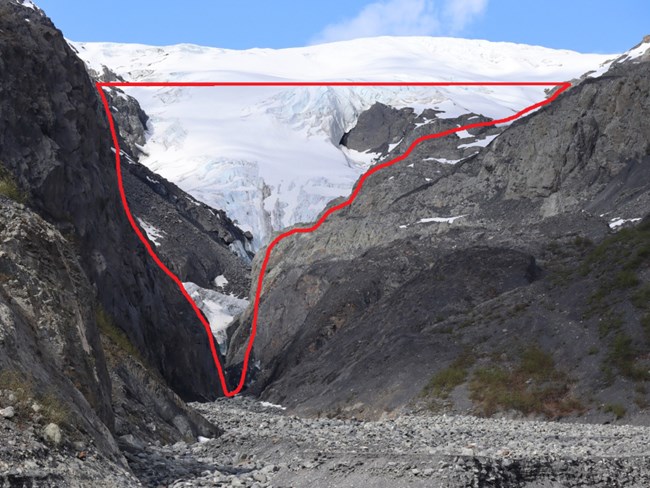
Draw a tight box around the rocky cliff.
[0,196,133,484]
[0,0,249,484]
[0,0,226,403]
[0,195,221,485]
[227,41,650,422]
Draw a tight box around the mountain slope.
[0,0,232,402]
[0,1,271,484]
[72,38,613,246]
[226,39,650,421]
[0,2,236,484]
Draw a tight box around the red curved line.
[96,80,571,397]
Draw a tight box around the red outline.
[96,80,571,397]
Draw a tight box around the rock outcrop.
[0,196,220,485]
[0,197,120,462]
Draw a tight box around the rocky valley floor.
[121,397,650,488]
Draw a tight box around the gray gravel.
[128,397,650,487]
[0,415,140,487]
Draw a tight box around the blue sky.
[37,0,648,54]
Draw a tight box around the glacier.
[73,36,613,248]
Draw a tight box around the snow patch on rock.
[136,218,165,247]
[458,134,499,149]
[418,215,466,224]
[609,217,642,229]
[183,282,249,353]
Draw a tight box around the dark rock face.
[341,103,416,155]
[228,49,650,419]
[246,245,541,412]
[101,86,149,158]
[104,329,221,447]
[0,197,219,485]
[341,102,498,159]
[0,0,223,401]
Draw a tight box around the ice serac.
[72,37,613,247]
[226,40,650,420]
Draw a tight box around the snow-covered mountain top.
[13,0,39,11]
[74,37,613,247]
[75,36,611,82]
[589,35,650,78]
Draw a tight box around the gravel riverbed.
[124,397,650,487]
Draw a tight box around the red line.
[98,88,227,393]
[98,81,565,88]
[96,80,571,397]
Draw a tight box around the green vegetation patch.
[96,304,164,383]
[469,346,582,417]
[603,403,626,420]
[605,332,650,382]
[96,304,143,362]
[632,284,650,310]
[0,166,27,204]
[422,351,475,399]
[641,314,650,343]
[581,221,650,314]
[598,313,624,339]
[573,235,594,249]
[38,392,69,425]
[0,369,33,404]
[0,369,71,426]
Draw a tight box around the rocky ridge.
[0,191,221,485]
[0,197,150,486]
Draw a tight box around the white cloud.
[444,0,488,33]
[311,0,488,45]
[312,0,439,44]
